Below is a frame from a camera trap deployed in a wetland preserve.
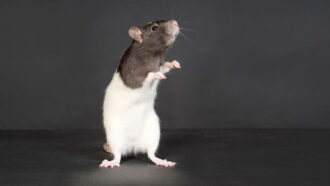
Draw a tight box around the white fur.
[103,72,161,156]
[100,61,178,168]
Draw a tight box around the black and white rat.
[99,20,181,168]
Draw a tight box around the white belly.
[102,72,160,155]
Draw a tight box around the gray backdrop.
[1,0,330,129]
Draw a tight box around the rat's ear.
[128,27,143,43]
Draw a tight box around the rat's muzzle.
[166,20,180,36]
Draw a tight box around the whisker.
[179,31,193,44]
[179,27,198,33]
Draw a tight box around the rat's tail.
[103,143,112,154]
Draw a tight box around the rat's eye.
[151,25,158,31]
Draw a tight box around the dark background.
[1,0,330,129]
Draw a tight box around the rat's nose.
[171,20,178,27]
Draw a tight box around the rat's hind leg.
[143,111,176,167]
[99,140,121,168]
[99,125,122,168]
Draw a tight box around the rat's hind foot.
[148,153,176,167]
[99,159,120,168]
[153,158,176,167]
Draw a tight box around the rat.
[99,20,181,168]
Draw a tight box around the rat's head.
[128,20,179,51]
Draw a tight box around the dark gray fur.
[117,20,175,89]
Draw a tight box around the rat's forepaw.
[153,159,176,167]
[165,60,181,69]
[99,159,120,168]
[171,60,181,69]
[153,72,167,79]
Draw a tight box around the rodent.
[99,20,181,168]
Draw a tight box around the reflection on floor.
[1,129,329,186]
